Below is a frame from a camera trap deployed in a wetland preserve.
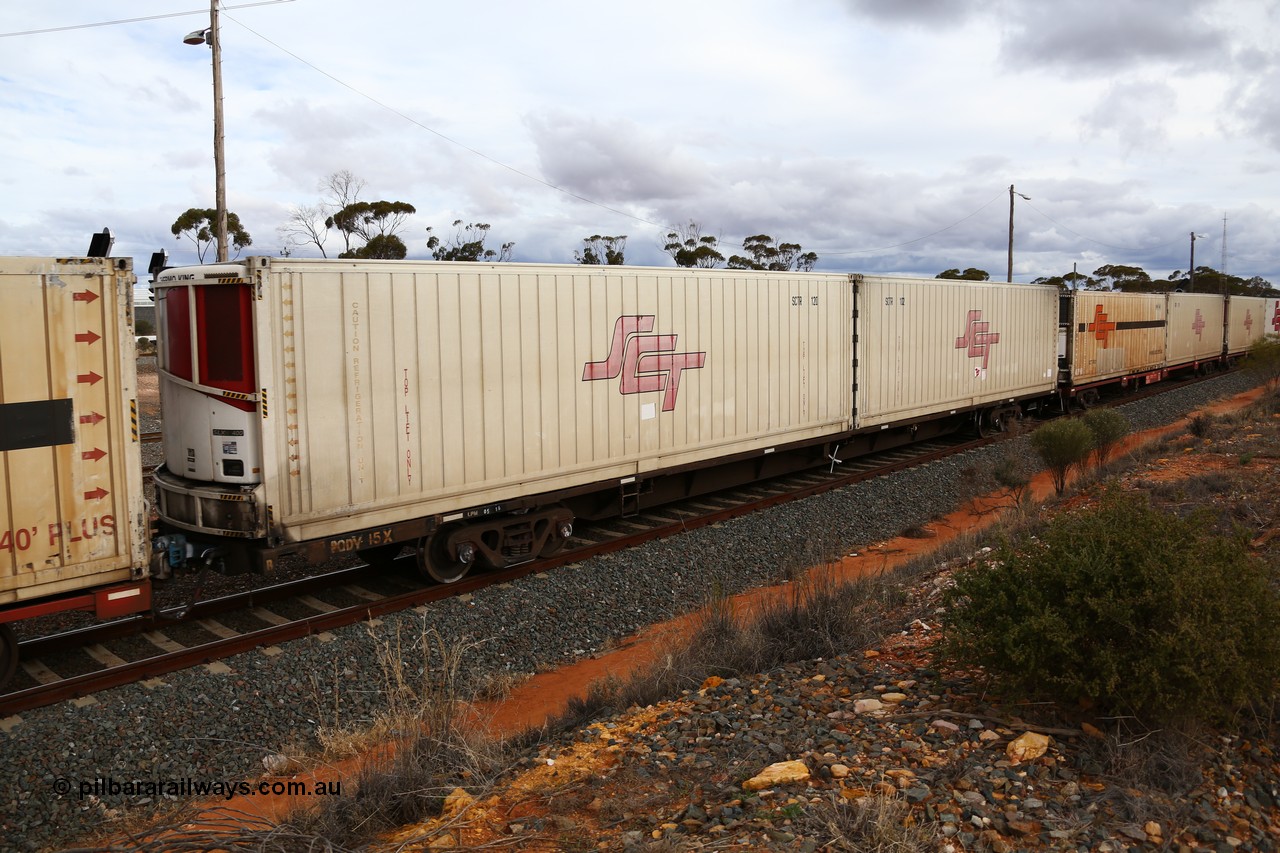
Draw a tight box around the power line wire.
[0,1,294,38]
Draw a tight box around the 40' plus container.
[0,257,150,682]
[152,259,854,571]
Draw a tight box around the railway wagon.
[152,259,855,581]
[854,276,1058,435]
[0,257,151,683]
[1061,291,1167,396]
[1166,292,1227,370]
[1226,295,1280,357]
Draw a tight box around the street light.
[183,1,228,263]
[1189,232,1207,292]
[1007,184,1030,283]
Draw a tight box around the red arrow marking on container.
[81,448,107,462]
[73,290,99,303]
[75,330,101,345]
[84,487,108,500]
[79,412,105,425]
[77,371,103,386]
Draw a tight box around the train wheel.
[977,408,1003,438]
[356,544,401,568]
[538,511,574,558]
[0,624,18,688]
[1078,389,1100,408]
[416,529,474,584]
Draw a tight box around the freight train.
[2,254,1277,685]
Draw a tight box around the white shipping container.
[158,260,855,545]
[854,276,1058,429]
[0,257,147,605]
[1226,296,1278,356]
[1166,292,1226,366]
[1066,292,1167,384]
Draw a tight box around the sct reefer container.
[853,276,1059,429]
[1226,295,1280,356]
[0,258,149,621]
[152,259,854,570]
[1166,292,1226,367]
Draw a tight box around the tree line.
[935,264,1276,296]
[170,170,819,270]
[168,169,1272,293]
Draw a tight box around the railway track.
[0,431,983,717]
[0,369,1222,717]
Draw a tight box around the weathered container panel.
[255,261,854,541]
[1167,292,1225,365]
[1067,292,1166,384]
[0,258,146,605]
[1226,296,1277,356]
[854,277,1058,429]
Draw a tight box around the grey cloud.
[526,113,713,203]
[999,0,1231,72]
[846,0,1232,73]
[1081,79,1177,152]
[839,0,975,29]
[1225,66,1280,151]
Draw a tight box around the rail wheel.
[416,527,474,584]
[0,624,18,689]
[1078,388,1101,409]
[356,544,402,569]
[539,516,574,558]
[977,407,1004,438]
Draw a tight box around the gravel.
[0,370,1261,852]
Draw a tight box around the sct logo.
[955,309,1000,372]
[1191,308,1206,338]
[582,316,707,412]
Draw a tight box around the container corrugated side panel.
[1225,296,1271,355]
[1069,292,1166,383]
[1167,293,1226,364]
[259,262,853,540]
[854,277,1057,429]
[0,257,145,605]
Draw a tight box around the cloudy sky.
[2,0,1278,294]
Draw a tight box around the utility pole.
[1007,184,1029,283]
[211,0,228,263]
[1189,232,1197,292]
[184,1,228,263]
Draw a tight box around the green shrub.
[1082,408,1131,467]
[938,489,1280,723]
[1029,418,1093,495]
[1246,334,1280,389]
[1187,413,1214,439]
[991,452,1032,506]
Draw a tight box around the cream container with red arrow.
[0,256,151,680]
